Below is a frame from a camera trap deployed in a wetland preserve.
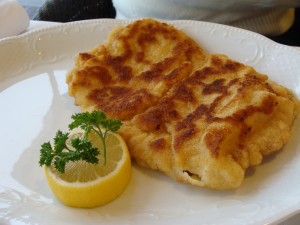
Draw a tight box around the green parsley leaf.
[39,110,122,173]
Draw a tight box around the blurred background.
[19,0,299,46]
[19,0,45,19]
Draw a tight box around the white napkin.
[0,0,29,39]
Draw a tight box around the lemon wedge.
[44,130,131,208]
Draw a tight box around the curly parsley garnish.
[39,110,122,173]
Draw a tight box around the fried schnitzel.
[120,54,299,189]
[66,18,206,120]
[66,19,299,189]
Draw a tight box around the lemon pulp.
[44,130,131,208]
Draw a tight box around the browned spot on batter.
[204,128,228,157]
[88,87,157,120]
[174,127,198,150]
[231,95,277,122]
[172,84,196,103]
[223,59,242,72]
[78,53,94,62]
[186,67,215,85]
[137,33,158,49]
[105,56,133,82]
[137,108,165,132]
[84,66,112,85]
[150,138,167,151]
[176,105,208,131]
[202,79,227,95]
[135,51,149,63]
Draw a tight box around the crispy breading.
[66,18,206,120]
[66,19,299,189]
[120,54,299,189]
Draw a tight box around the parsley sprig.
[39,110,122,173]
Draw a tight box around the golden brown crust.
[66,18,206,120]
[66,19,299,190]
[120,54,299,189]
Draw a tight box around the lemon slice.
[44,130,131,208]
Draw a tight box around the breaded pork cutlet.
[67,19,299,189]
[120,54,299,189]
[66,18,206,120]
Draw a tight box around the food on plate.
[66,18,299,189]
[39,111,131,208]
[121,54,299,189]
[66,18,206,120]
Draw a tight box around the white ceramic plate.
[0,19,300,225]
